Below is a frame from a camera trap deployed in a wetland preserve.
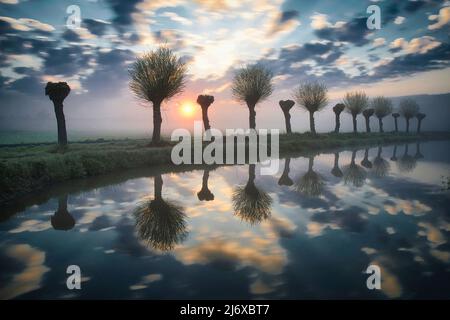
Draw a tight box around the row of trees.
[45,47,426,147]
[128,48,427,145]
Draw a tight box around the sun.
[180,101,195,117]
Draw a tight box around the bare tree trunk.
[283,110,291,134]
[391,145,397,161]
[201,106,210,131]
[334,113,340,133]
[394,118,398,133]
[352,114,357,133]
[334,152,339,168]
[417,119,422,133]
[309,111,316,134]
[152,101,162,145]
[308,156,314,171]
[406,118,410,133]
[53,101,67,146]
[154,175,163,200]
[378,117,383,133]
[364,116,371,133]
[248,103,256,129]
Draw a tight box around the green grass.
[1,131,449,204]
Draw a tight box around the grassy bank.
[1,131,449,204]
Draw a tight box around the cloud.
[161,12,193,26]
[389,36,441,54]
[268,10,300,36]
[0,244,50,299]
[0,16,54,32]
[394,16,405,24]
[83,18,110,36]
[373,37,386,48]
[313,16,371,46]
[174,238,287,274]
[428,6,450,30]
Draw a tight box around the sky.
[0,0,449,135]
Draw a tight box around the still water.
[1,141,449,299]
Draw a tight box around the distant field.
[0,130,150,145]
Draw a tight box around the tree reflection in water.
[278,158,294,186]
[390,144,398,161]
[373,146,390,178]
[232,164,272,225]
[331,152,343,178]
[51,195,75,231]
[197,169,214,201]
[360,148,373,169]
[343,150,367,187]
[397,144,417,173]
[414,142,424,160]
[296,155,324,197]
[134,175,187,251]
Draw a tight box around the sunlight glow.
[180,102,196,118]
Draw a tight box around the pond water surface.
[1,141,449,299]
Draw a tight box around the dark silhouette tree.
[279,100,295,134]
[295,155,324,197]
[331,152,343,178]
[45,82,71,147]
[343,91,368,133]
[293,81,328,134]
[397,144,417,173]
[399,99,419,133]
[278,158,293,186]
[129,47,187,145]
[373,146,390,178]
[392,113,400,133]
[232,64,273,129]
[197,95,214,131]
[232,164,272,224]
[197,169,214,201]
[362,108,374,133]
[360,148,373,169]
[133,175,187,251]
[51,195,75,231]
[373,96,393,133]
[416,113,426,134]
[343,150,367,187]
[333,103,345,133]
[390,145,398,161]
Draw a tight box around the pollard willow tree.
[399,99,420,133]
[362,108,374,133]
[293,82,328,135]
[232,64,273,129]
[392,113,400,133]
[416,113,426,133]
[372,96,393,133]
[333,103,345,133]
[129,47,187,145]
[279,100,295,134]
[197,95,214,131]
[45,82,71,147]
[343,91,369,133]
